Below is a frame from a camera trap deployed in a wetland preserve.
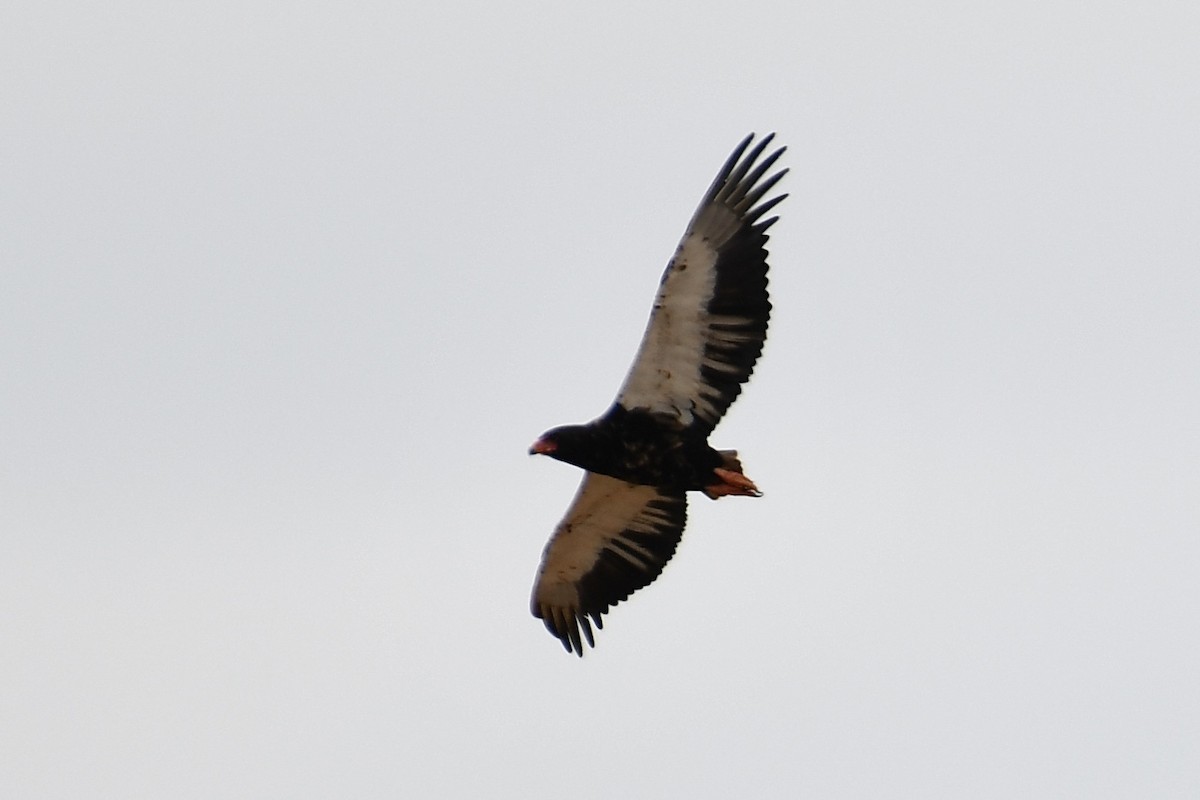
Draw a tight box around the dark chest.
[585,409,719,489]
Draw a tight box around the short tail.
[703,450,763,499]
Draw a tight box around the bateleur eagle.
[529,133,788,655]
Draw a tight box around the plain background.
[3,2,1198,797]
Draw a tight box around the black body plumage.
[535,406,724,492]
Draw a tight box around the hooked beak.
[529,438,556,456]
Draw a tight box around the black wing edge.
[533,493,687,657]
[686,133,789,431]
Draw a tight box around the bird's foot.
[703,468,762,500]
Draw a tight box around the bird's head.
[528,424,595,468]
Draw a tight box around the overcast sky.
[3,2,1198,797]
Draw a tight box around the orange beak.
[529,438,556,455]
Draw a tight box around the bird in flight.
[528,133,788,655]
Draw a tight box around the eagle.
[528,133,788,655]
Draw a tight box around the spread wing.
[531,472,687,656]
[615,133,787,433]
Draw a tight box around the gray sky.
[3,2,1198,797]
